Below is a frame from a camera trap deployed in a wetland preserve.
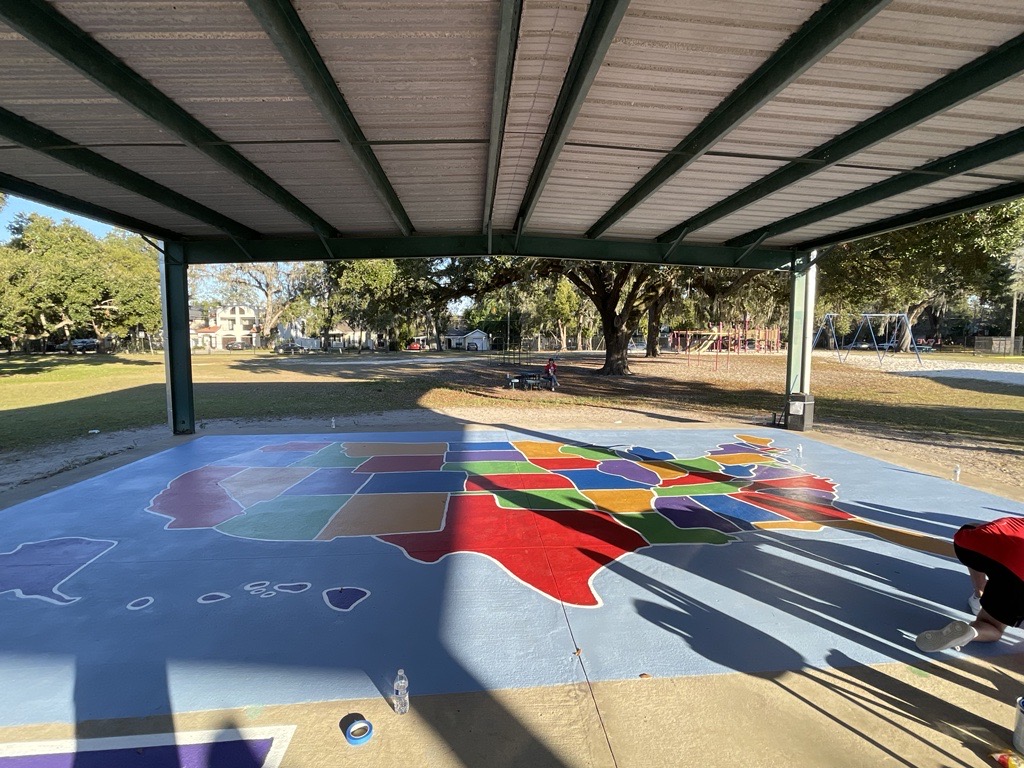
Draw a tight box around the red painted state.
[465,474,575,492]
[148,467,246,528]
[529,457,600,471]
[381,494,648,606]
[660,471,740,487]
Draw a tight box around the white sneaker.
[968,593,982,616]
[916,620,978,652]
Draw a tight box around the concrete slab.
[0,425,1022,766]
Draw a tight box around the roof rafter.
[728,126,1024,247]
[513,0,632,234]
[0,106,260,240]
[183,233,794,271]
[796,179,1024,250]
[585,0,892,239]
[0,171,181,241]
[658,32,1024,243]
[244,0,414,236]
[0,0,339,239]
[483,0,523,234]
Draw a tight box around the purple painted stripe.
[599,460,662,486]
[0,737,274,768]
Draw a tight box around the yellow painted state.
[513,441,568,458]
[584,489,656,515]
[714,452,774,465]
[316,493,448,538]
[343,442,447,457]
[754,521,823,531]
[737,434,775,447]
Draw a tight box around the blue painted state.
[0,428,1021,728]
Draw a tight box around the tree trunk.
[598,309,632,374]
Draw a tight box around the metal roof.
[1,0,1023,270]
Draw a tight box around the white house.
[444,328,490,351]
[190,306,260,349]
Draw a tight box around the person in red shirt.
[543,358,558,389]
[917,516,1024,652]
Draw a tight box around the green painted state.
[655,482,746,497]
[492,489,595,511]
[666,457,725,472]
[445,461,548,474]
[610,512,734,545]
[293,447,366,468]
[215,495,349,540]
[559,445,621,461]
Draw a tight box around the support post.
[784,253,817,430]
[160,242,195,434]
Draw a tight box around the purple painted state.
[445,450,526,462]
[750,466,800,480]
[324,587,369,611]
[447,441,514,451]
[281,468,367,495]
[0,737,274,767]
[654,498,743,533]
[260,442,331,453]
[353,455,445,473]
[709,443,759,456]
[0,538,116,604]
[148,467,245,528]
[599,459,662,486]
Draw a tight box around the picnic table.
[505,371,555,391]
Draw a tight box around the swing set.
[813,313,925,364]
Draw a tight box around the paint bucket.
[1013,697,1024,754]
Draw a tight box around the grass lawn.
[0,350,1021,455]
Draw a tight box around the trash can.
[786,393,814,431]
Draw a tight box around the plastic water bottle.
[393,669,409,714]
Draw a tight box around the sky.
[0,194,114,243]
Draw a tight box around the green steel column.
[161,242,195,434]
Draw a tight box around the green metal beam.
[161,242,195,435]
[183,233,795,270]
[0,106,260,240]
[244,0,413,236]
[728,126,1024,247]
[483,0,523,233]
[796,180,1024,251]
[659,32,1024,243]
[586,0,892,239]
[0,0,339,239]
[514,0,632,232]
[0,171,181,240]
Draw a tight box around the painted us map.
[146,434,943,607]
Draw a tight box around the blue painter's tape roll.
[345,719,373,746]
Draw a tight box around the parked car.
[274,342,306,354]
[466,342,479,351]
[843,341,871,350]
[70,338,98,353]
[407,341,422,351]
[225,340,253,351]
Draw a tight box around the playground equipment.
[813,313,924,364]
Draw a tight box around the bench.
[505,372,555,391]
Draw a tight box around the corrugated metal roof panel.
[375,143,488,233]
[297,0,497,142]
[606,154,788,238]
[0,147,219,237]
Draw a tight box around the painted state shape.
[323,587,369,611]
[291,446,366,468]
[148,467,245,528]
[353,455,445,473]
[343,442,447,457]
[527,457,600,471]
[654,497,743,533]
[598,459,662,486]
[215,495,349,540]
[219,467,315,508]
[492,489,595,511]
[317,493,447,538]
[464,473,575,492]
[550,469,650,491]
[359,471,467,494]
[445,450,526,463]
[443,461,547,475]
[0,538,116,605]
[281,468,368,496]
[448,441,515,451]
[260,442,332,453]
[381,494,648,607]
